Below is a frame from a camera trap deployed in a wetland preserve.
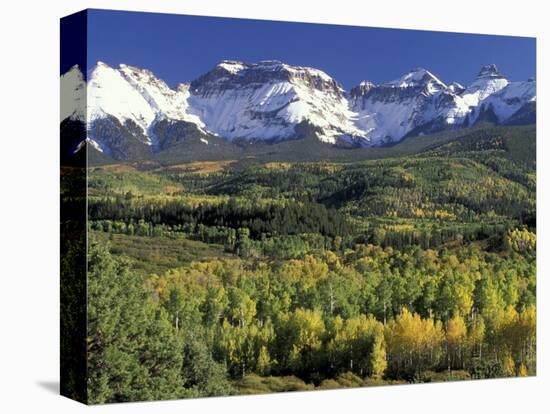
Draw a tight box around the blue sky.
[85,9,536,89]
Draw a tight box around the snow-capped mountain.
[349,68,455,143]
[187,60,366,144]
[60,61,536,160]
[60,64,86,122]
[87,62,206,147]
[476,78,536,123]
[350,64,535,142]
[461,64,510,108]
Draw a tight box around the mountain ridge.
[60,61,536,161]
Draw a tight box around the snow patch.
[218,60,247,74]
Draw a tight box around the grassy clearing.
[91,231,234,276]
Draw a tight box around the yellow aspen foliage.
[281,255,329,287]
[446,314,467,369]
[256,345,271,375]
[385,308,444,376]
[517,364,528,377]
[329,315,387,378]
[446,315,467,346]
[289,308,325,352]
[502,353,516,377]
[370,332,387,378]
[505,228,536,254]
[467,315,485,357]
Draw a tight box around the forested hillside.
[75,125,536,402]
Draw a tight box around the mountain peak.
[411,67,428,73]
[359,80,376,87]
[258,59,284,66]
[90,61,117,77]
[387,68,446,91]
[350,80,376,98]
[195,59,340,94]
[118,63,160,81]
[216,60,248,74]
[119,63,146,71]
[477,64,505,79]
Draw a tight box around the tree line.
[89,196,353,239]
